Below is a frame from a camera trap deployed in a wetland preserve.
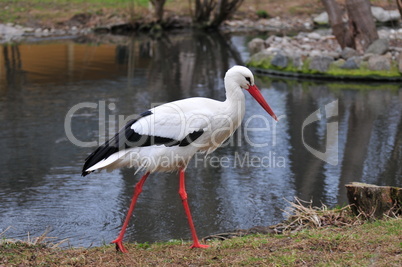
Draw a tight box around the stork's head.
[225,65,278,121]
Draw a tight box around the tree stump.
[345,182,402,219]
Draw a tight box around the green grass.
[1,218,401,266]
[326,61,401,78]
[0,0,150,24]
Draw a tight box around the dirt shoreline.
[0,12,314,44]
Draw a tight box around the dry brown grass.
[278,198,363,231]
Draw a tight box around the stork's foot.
[190,242,209,249]
[111,238,128,253]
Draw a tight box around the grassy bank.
[0,0,396,29]
[248,55,402,82]
[0,0,149,26]
[0,0,326,28]
[1,217,401,266]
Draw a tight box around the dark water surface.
[0,32,401,247]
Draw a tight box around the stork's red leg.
[111,172,150,253]
[178,169,209,249]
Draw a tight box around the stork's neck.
[223,79,246,123]
[224,79,246,105]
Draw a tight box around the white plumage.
[82,65,277,252]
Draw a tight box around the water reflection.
[266,79,402,205]
[0,32,401,247]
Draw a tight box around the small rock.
[55,29,66,35]
[283,48,295,57]
[0,24,25,36]
[267,47,282,53]
[310,50,322,57]
[377,29,390,39]
[23,27,34,33]
[271,51,288,69]
[249,50,272,63]
[384,52,393,60]
[341,47,359,59]
[341,57,361,69]
[313,12,329,25]
[34,28,42,36]
[248,38,266,55]
[368,55,391,71]
[265,35,275,44]
[291,54,303,69]
[327,51,341,59]
[281,37,290,46]
[307,32,321,40]
[309,56,334,72]
[366,39,389,55]
[362,53,374,61]
[304,22,312,29]
[371,6,401,23]
[301,44,312,51]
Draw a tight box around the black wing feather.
[82,110,204,176]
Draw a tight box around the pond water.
[0,31,401,247]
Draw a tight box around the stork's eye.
[245,77,251,84]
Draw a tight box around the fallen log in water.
[345,182,402,219]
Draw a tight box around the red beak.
[247,85,278,121]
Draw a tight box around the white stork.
[82,65,277,252]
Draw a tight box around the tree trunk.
[209,0,244,28]
[346,0,378,52]
[192,0,244,29]
[194,0,217,25]
[321,0,378,52]
[397,0,402,18]
[321,0,354,48]
[345,182,402,219]
[150,0,167,22]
